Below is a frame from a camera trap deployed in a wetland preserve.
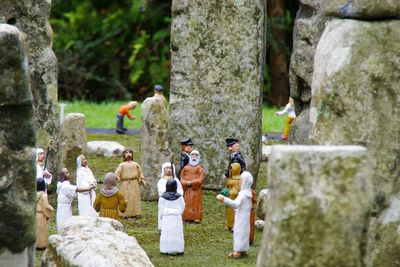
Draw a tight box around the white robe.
[223,192,252,252]
[157,177,183,197]
[36,163,52,186]
[158,196,185,254]
[76,166,98,217]
[56,181,77,232]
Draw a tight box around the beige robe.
[36,192,54,248]
[115,161,145,217]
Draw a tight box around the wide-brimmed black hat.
[180,138,194,146]
[225,137,239,146]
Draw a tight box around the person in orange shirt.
[116,101,137,134]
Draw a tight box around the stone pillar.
[140,97,170,200]
[288,0,329,144]
[0,0,59,173]
[169,0,265,188]
[59,113,87,184]
[257,145,373,267]
[0,24,36,267]
[310,2,400,265]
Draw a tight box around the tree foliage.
[51,0,172,101]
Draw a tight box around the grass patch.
[62,100,143,129]
[61,101,286,134]
[35,134,269,267]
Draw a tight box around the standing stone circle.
[258,145,373,267]
[140,97,170,200]
[169,0,265,188]
[0,24,36,267]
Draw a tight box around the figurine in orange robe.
[180,149,205,223]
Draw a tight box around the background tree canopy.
[51,0,297,104]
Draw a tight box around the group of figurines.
[35,136,256,259]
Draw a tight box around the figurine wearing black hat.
[224,138,246,178]
[153,84,167,108]
[177,138,194,178]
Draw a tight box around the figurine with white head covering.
[217,171,253,259]
[76,154,98,217]
[157,162,183,197]
[36,148,52,189]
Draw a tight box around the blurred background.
[52,0,299,106]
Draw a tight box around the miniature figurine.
[115,148,147,218]
[250,188,257,245]
[225,163,242,232]
[153,84,168,108]
[36,178,53,249]
[224,138,246,178]
[76,155,98,217]
[180,150,205,223]
[216,171,253,259]
[56,168,95,231]
[93,172,127,220]
[176,138,194,178]
[157,162,183,197]
[36,148,52,189]
[158,179,185,255]
[116,100,138,134]
[275,97,296,141]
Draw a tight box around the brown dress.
[181,164,205,221]
[93,191,127,220]
[36,192,54,249]
[226,163,241,231]
[249,189,256,245]
[115,161,145,217]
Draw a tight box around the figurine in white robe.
[56,168,95,232]
[158,179,185,255]
[157,162,183,197]
[36,148,52,188]
[217,171,253,258]
[76,155,98,217]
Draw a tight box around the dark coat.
[224,151,247,177]
[177,152,190,178]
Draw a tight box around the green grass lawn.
[62,101,286,133]
[35,133,269,267]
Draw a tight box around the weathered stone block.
[289,1,329,144]
[366,193,400,267]
[256,189,268,220]
[0,24,36,266]
[0,0,59,173]
[140,97,170,200]
[322,0,400,19]
[310,19,400,211]
[58,113,87,183]
[169,0,265,188]
[257,145,373,267]
[42,216,154,267]
[87,141,125,157]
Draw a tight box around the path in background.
[86,128,141,135]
